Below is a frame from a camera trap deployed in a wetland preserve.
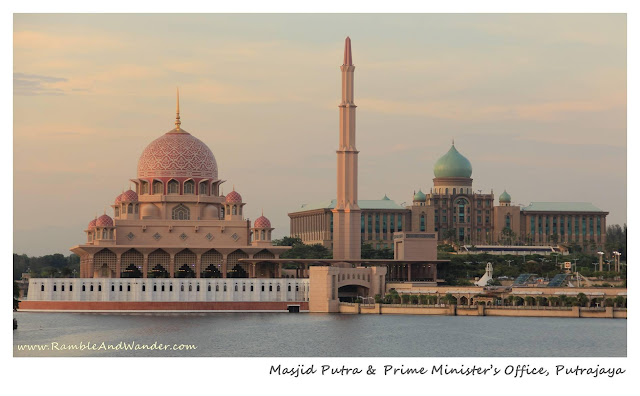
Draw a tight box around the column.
[407,263,412,282]
[169,253,175,278]
[195,254,202,278]
[142,254,148,278]
[222,255,228,278]
[88,255,94,278]
[115,253,121,278]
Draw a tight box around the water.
[13,312,626,357]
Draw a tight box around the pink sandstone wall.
[19,301,308,312]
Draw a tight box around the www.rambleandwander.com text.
[269,364,625,379]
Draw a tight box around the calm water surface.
[13,312,626,357]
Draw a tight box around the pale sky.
[13,14,627,256]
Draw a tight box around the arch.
[337,284,369,303]
[148,249,170,278]
[459,296,469,305]
[232,205,237,215]
[152,180,163,195]
[420,214,426,232]
[184,179,195,195]
[93,249,116,278]
[227,249,249,278]
[220,207,225,219]
[172,204,190,220]
[141,180,149,195]
[121,249,143,278]
[201,249,223,278]
[175,249,196,278]
[168,179,179,194]
[127,203,133,214]
[115,207,120,217]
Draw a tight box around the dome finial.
[261,208,264,216]
[452,138,455,146]
[175,87,181,131]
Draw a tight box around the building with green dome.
[289,140,608,252]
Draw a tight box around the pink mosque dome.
[114,193,122,203]
[254,214,271,229]
[96,214,114,227]
[225,189,243,203]
[121,189,138,202]
[88,218,97,229]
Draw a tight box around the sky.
[13,13,627,256]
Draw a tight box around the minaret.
[332,37,361,261]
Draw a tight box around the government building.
[289,134,608,253]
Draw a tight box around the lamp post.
[597,251,604,272]
[591,262,598,273]
[506,259,513,267]
[613,251,621,272]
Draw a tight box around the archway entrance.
[338,285,370,302]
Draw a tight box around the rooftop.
[521,202,605,213]
[291,199,406,213]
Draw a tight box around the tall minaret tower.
[332,37,361,261]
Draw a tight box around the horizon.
[13,14,627,256]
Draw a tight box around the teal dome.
[433,144,472,178]
[499,190,511,202]
[413,189,426,202]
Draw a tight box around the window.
[420,214,426,232]
[277,285,281,292]
[367,215,372,239]
[127,284,131,292]
[41,284,45,292]
[288,285,292,292]
[398,215,403,232]
[261,284,265,292]
[90,285,94,292]
[232,205,237,215]
[184,180,195,195]
[61,285,64,292]
[216,285,219,291]
[234,284,238,292]
[162,285,165,292]
[119,284,122,291]
[153,180,163,194]
[220,207,225,219]
[390,214,395,232]
[168,179,179,194]
[154,285,157,292]
[142,285,146,292]
[172,204,190,220]
[506,215,511,230]
[189,284,192,292]
[115,207,120,217]
[199,182,208,195]
[269,285,273,292]
[170,285,173,292]
[53,285,57,292]
[128,203,133,214]
[141,181,149,194]
[98,285,102,292]
[181,285,184,292]
[223,284,227,292]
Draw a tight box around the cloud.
[13,72,68,95]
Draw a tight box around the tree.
[577,292,589,307]
[500,227,516,246]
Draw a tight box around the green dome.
[499,190,511,202]
[382,194,391,201]
[433,144,472,178]
[413,189,426,202]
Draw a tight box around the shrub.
[410,295,419,305]
[401,294,411,304]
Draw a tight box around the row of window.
[359,213,404,239]
[140,179,213,196]
[338,273,371,282]
[43,283,305,293]
[530,216,602,236]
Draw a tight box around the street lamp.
[591,262,598,272]
[597,251,604,272]
[506,259,513,267]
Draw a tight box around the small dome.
[121,189,138,202]
[115,194,122,204]
[225,189,243,203]
[96,214,114,227]
[434,144,473,178]
[413,189,427,202]
[499,190,511,202]
[88,218,97,229]
[382,194,391,201]
[254,215,271,228]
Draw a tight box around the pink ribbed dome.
[115,194,122,203]
[121,189,138,202]
[254,215,271,228]
[96,214,114,227]
[225,190,242,203]
[137,129,218,179]
[88,218,97,229]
